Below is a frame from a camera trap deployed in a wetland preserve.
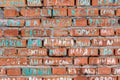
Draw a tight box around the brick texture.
[0,0,120,79]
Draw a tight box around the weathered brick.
[18,48,47,56]
[44,38,74,47]
[44,0,74,6]
[20,8,51,17]
[70,28,99,36]
[68,8,98,16]
[43,58,72,65]
[0,0,26,7]
[68,48,98,56]
[21,29,51,37]
[74,57,88,65]
[41,18,72,27]
[49,48,67,56]
[27,0,42,6]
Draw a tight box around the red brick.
[88,18,118,27]
[0,58,27,66]
[76,38,91,46]
[49,48,67,56]
[41,18,72,27]
[4,29,18,37]
[116,8,120,16]
[7,68,21,76]
[100,8,115,16]
[21,29,51,37]
[4,48,17,56]
[68,48,98,56]
[68,68,80,74]
[20,8,51,17]
[25,19,41,27]
[74,57,88,65]
[70,28,99,36]
[89,76,117,80]
[44,38,74,47]
[4,8,19,17]
[0,68,6,75]
[72,18,87,27]
[100,48,114,56]
[68,8,98,16]
[116,28,120,36]
[100,28,115,36]
[44,0,74,6]
[92,0,119,6]
[52,67,67,74]
[0,0,26,7]
[0,29,2,37]
[18,48,47,56]
[53,29,68,37]
[29,58,42,66]
[74,76,87,80]
[81,68,96,75]
[89,57,118,65]
[53,8,67,16]
[98,67,111,75]
[115,48,120,56]
[43,58,72,66]
[92,38,120,46]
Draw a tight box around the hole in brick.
[118,19,120,24]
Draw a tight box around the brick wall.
[0,0,120,80]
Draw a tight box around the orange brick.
[52,67,67,74]
[4,29,18,37]
[7,68,21,76]
[4,8,19,17]
[72,18,87,26]
[116,28,120,36]
[0,29,2,37]
[4,48,17,56]
[116,8,120,16]
[98,67,111,75]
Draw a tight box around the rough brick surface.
[0,0,120,79]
